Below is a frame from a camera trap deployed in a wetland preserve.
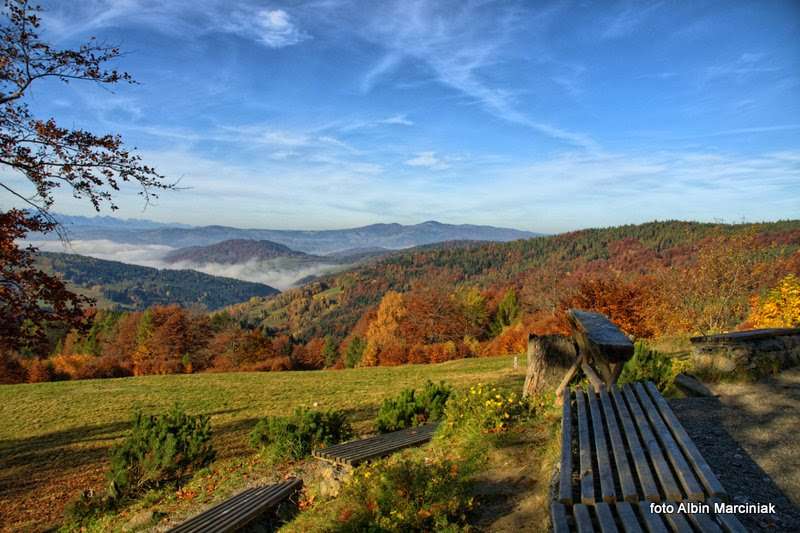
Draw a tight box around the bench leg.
[555,357,582,404]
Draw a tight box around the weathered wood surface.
[674,373,715,398]
[169,478,302,533]
[312,423,437,467]
[568,309,634,364]
[558,393,574,504]
[575,391,595,504]
[691,327,800,343]
[523,334,576,398]
[554,381,731,510]
[551,500,741,532]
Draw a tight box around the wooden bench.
[552,382,746,532]
[312,423,438,467]
[169,478,302,533]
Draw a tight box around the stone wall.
[690,328,800,381]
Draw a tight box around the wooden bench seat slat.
[595,502,620,533]
[551,502,571,533]
[588,390,617,502]
[662,511,694,533]
[574,504,595,533]
[637,501,669,533]
[559,393,574,504]
[632,382,705,501]
[708,498,748,533]
[622,386,683,501]
[171,485,283,532]
[610,387,660,502]
[599,389,638,502]
[313,424,437,466]
[686,511,723,533]
[317,424,436,457]
[643,381,727,500]
[169,478,302,533]
[334,429,433,459]
[576,391,596,504]
[615,502,644,533]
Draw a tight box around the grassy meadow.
[0,356,523,531]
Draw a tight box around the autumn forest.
[2,219,798,384]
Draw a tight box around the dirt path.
[670,368,800,532]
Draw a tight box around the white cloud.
[405,151,449,170]
[381,114,414,126]
[250,9,311,48]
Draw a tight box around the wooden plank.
[637,501,669,533]
[615,502,644,533]
[673,373,714,397]
[599,388,639,502]
[169,479,302,533]
[610,387,660,502]
[708,498,749,533]
[559,392,574,504]
[576,390,595,504]
[643,381,727,499]
[587,390,616,502]
[574,504,595,533]
[582,361,604,393]
[686,511,723,533]
[595,502,620,533]
[622,386,682,501]
[568,309,634,364]
[314,424,437,466]
[632,382,705,501]
[551,502,571,533]
[662,511,694,533]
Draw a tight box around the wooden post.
[523,334,577,398]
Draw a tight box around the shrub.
[106,406,215,502]
[328,453,475,532]
[375,381,452,433]
[618,342,675,391]
[442,384,531,433]
[250,408,352,461]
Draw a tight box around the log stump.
[523,334,577,398]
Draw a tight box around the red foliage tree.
[0,0,170,353]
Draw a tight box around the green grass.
[0,356,522,531]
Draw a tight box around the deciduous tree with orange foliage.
[747,274,800,329]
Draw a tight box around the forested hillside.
[4,220,799,383]
[37,252,279,310]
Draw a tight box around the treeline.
[2,221,799,383]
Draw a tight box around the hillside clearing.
[0,356,521,532]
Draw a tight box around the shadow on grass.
[0,407,249,502]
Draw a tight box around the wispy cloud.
[41,1,310,49]
[601,1,663,40]
[381,114,414,126]
[226,8,311,48]
[405,151,450,170]
[351,1,598,151]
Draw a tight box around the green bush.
[250,408,352,461]
[106,406,215,502]
[442,384,531,434]
[326,453,475,532]
[619,342,675,391]
[375,380,452,433]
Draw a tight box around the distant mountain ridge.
[35,214,542,254]
[37,251,279,310]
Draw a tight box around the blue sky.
[6,0,800,232]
